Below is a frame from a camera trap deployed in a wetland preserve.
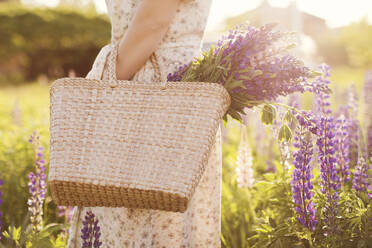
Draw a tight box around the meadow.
[0,65,371,247]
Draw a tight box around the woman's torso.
[86,0,213,82]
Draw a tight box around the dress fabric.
[66,0,222,247]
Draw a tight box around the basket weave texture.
[48,42,231,212]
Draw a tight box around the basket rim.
[50,77,231,104]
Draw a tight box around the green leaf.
[278,124,292,142]
[268,73,276,78]
[4,226,21,241]
[283,110,297,127]
[261,104,276,125]
[215,44,224,65]
[284,43,297,50]
[251,70,263,78]
[225,80,247,91]
[228,110,243,123]
[239,75,252,80]
[310,70,322,77]
[263,173,275,181]
[223,114,228,128]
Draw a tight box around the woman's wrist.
[116,56,132,80]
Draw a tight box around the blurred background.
[1,0,372,87]
[0,0,371,247]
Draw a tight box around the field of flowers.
[0,65,371,247]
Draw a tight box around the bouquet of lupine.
[167,22,327,127]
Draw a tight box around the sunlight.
[22,0,372,30]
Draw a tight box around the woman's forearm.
[115,0,181,80]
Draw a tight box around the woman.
[67,0,222,247]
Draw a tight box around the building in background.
[204,0,329,65]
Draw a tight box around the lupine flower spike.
[291,111,317,231]
[352,156,369,194]
[27,131,47,232]
[81,211,102,248]
[236,125,254,188]
[314,64,340,236]
[335,115,351,185]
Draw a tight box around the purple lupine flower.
[290,114,317,231]
[0,179,3,240]
[215,24,314,101]
[166,23,326,119]
[316,116,340,236]
[295,110,318,135]
[314,64,332,116]
[335,115,350,185]
[167,64,189,82]
[314,64,340,236]
[352,156,369,193]
[81,211,102,248]
[27,131,47,232]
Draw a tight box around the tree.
[0,0,20,3]
[342,18,372,69]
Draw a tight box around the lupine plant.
[335,115,351,186]
[1,131,64,248]
[81,211,102,248]
[236,126,255,188]
[314,64,341,238]
[353,156,369,194]
[240,64,372,248]
[27,131,47,232]
[291,112,317,231]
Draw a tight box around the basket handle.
[107,41,163,88]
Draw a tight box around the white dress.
[67,0,222,247]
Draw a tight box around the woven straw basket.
[48,42,231,212]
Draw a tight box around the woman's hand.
[115,0,181,80]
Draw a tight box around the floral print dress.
[67,0,222,247]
